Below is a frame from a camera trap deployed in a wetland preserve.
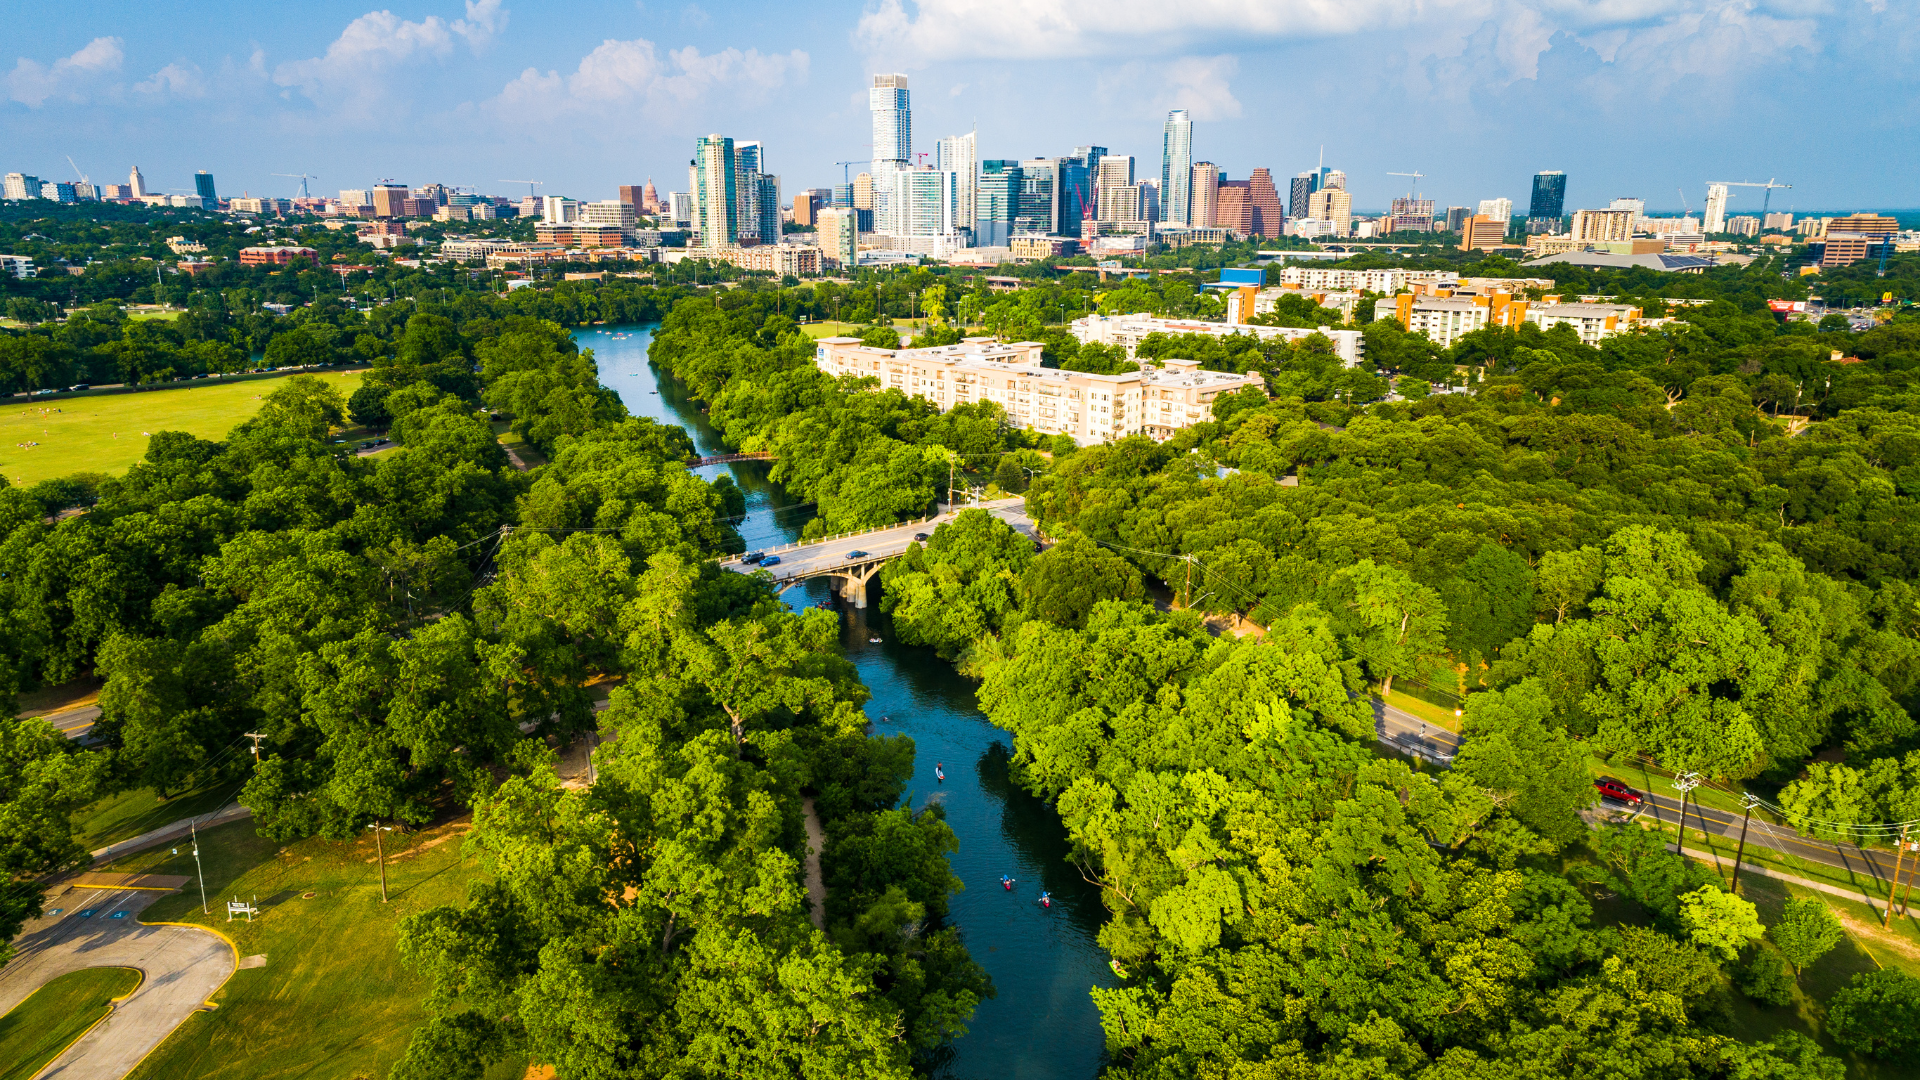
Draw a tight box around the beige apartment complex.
[814,337,1264,445]
[1071,312,1367,367]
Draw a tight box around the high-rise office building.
[888,168,959,240]
[619,184,645,211]
[1527,171,1566,233]
[1059,145,1103,238]
[1308,188,1352,235]
[1016,158,1059,236]
[1444,206,1472,232]
[693,134,738,248]
[1289,173,1314,221]
[1703,183,1730,234]
[852,172,875,210]
[871,74,911,168]
[373,183,410,218]
[3,174,41,200]
[669,191,694,226]
[975,160,1020,248]
[735,142,764,243]
[194,171,217,205]
[1190,162,1220,228]
[1323,170,1346,192]
[1161,110,1193,225]
[793,191,817,227]
[818,207,859,267]
[1215,179,1250,235]
[1139,179,1160,223]
[936,131,977,235]
[1247,169,1284,238]
[129,165,147,197]
[1096,156,1135,219]
[1477,197,1513,223]
[541,195,579,223]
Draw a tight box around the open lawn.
[0,966,142,1080]
[1,370,365,486]
[72,770,250,852]
[103,815,524,1080]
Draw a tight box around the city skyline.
[3,0,1915,213]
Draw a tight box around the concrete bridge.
[718,497,1035,607]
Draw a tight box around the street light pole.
[368,824,392,903]
[1672,771,1702,865]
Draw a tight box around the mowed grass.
[0,966,142,1080]
[72,771,250,852]
[0,370,365,486]
[103,815,524,1080]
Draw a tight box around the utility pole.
[1887,826,1909,929]
[1730,793,1759,892]
[368,824,393,902]
[1672,771,1702,863]
[243,732,266,764]
[190,819,208,915]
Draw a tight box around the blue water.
[575,325,1115,1080]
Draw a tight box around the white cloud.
[135,62,208,99]
[5,37,125,107]
[1162,55,1241,120]
[855,0,1826,79]
[491,37,808,120]
[273,0,508,106]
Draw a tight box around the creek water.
[575,324,1115,1080]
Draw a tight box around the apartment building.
[1255,287,1364,324]
[814,336,1264,445]
[1278,266,1408,293]
[1381,291,1641,347]
[1522,302,1644,345]
[1071,312,1366,366]
[1570,208,1637,243]
[238,245,318,266]
[535,222,625,248]
[716,244,822,275]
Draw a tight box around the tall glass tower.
[693,134,737,249]
[1161,110,1193,226]
[194,171,217,205]
[1527,170,1566,234]
[870,74,911,169]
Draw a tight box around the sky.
[4,0,1916,215]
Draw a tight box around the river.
[575,325,1115,1080]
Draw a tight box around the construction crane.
[272,172,318,199]
[835,160,872,189]
[65,156,89,184]
[1386,170,1426,197]
[499,180,544,199]
[1706,178,1793,218]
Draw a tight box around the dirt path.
[501,444,530,471]
[802,797,827,931]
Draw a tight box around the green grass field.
[72,771,250,852]
[1,371,365,487]
[0,966,142,1080]
[104,815,523,1080]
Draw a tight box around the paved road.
[0,887,235,1080]
[38,703,101,741]
[1364,697,1909,894]
[720,498,1035,586]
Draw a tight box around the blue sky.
[4,0,1915,214]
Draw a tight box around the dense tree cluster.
[0,280,990,1076]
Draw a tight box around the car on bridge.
[760,555,781,567]
[741,552,765,564]
[845,550,869,559]
[913,532,929,541]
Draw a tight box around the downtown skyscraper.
[871,74,911,169]
[1161,110,1193,226]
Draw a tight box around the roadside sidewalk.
[88,803,252,865]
